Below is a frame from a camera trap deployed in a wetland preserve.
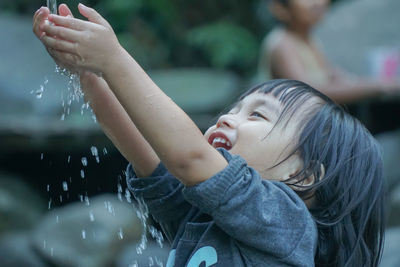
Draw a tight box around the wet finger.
[40,34,77,54]
[48,14,91,31]
[42,24,81,43]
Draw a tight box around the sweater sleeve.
[126,163,192,243]
[182,149,317,265]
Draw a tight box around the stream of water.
[37,2,165,265]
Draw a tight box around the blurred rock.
[376,129,400,189]
[31,194,145,267]
[387,183,400,227]
[149,68,240,130]
[0,232,48,267]
[381,227,400,267]
[0,172,45,235]
[315,0,400,76]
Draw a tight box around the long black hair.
[240,79,385,267]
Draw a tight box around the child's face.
[280,0,329,28]
[204,92,309,181]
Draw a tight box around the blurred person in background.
[258,0,400,104]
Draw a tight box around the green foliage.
[0,0,345,78]
[187,21,258,69]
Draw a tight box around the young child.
[33,4,385,266]
[259,0,400,104]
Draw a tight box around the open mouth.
[208,132,233,150]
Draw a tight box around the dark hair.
[240,79,385,267]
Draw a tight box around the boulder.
[0,172,45,235]
[31,194,147,267]
[381,227,400,267]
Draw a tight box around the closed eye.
[250,111,268,121]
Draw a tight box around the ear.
[284,156,325,189]
[269,1,291,23]
[293,162,325,188]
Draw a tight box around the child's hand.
[39,3,122,74]
[33,4,79,72]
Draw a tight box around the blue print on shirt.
[166,246,218,267]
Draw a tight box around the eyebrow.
[252,99,280,119]
[234,97,281,119]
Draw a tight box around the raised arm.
[33,5,159,177]
[39,4,228,186]
[80,72,160,177]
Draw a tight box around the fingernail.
[79,3,87,8]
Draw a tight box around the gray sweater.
[127,148,317,266]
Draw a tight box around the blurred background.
[0,0,399,266]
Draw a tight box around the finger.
[33,7,49,23]
[33,8,50,37]
[78,3,108,26]
[40,34,77,54]
[42,24,81,43]
[48,14,90,31]
[58,4,74,18]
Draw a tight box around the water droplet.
[60,114,65,121]
[103,148,108,155]
[56,215,59,223]
[89,210,95,222]
[149,257,154,266]
[48,198,52,210]
[82,230,86,239]
[67,155,71,163]
[80,169,85,178]
[50,247,54,257]
[81,157,88,166]
[62,181,68,191]
[117,183,123,201]
[40,153,44,160]
[154,256,163,267]
[125,188,132,203]
[47,184,50,192]
[79,194,83,202]
[149,225,164,248]
[118,228,124,240]
[84,195,90,206]
[43,240,46,249]
[35,85,44,99]
[59,195,63,202]
[91,146,98,157]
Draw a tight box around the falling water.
[81,157,88,166]
[47,0,57,14]
[62,181,68,191]
[37,1,165,261]
[90,146,100,163]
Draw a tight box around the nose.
[216,114,237,129]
